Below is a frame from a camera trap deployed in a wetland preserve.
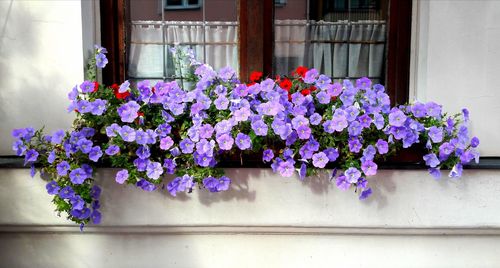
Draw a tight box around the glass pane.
[274,0,388,84]
[128,0,239,85]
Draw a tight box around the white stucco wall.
[411,0,500,156]
[0,0,83,154]
[1,0,500,267]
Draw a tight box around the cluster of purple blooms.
[12,45,480,226]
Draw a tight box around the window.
[100,0,412,104]
[165,0,202,10]
[275,0,287,7]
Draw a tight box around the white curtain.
[128,21,238,79]
[275,19,386,82]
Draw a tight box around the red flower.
[92,81,100,93]
[300,89,311,96]
[279,78,292,91]
[295,66,308,78]
[137,112,144,117]
[249,71,263,82]
[246,82,256,87]
[111,83,130,100]
[309,85,317,91]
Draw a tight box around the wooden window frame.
[100,0,412,105]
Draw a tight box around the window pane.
[128,0,238,87]
[274,0,388,84]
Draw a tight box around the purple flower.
[304,68,319,83]
[195,153,213,167]
[235,133,252,150]
[315,75,331,90]
[51,130,65,144]
[47,150,56,164]
[136,145,151,159]
[376,139,389,154]
[363,145,376,160]
[296,125,312,140]
[117,101,140,123]
[119,125,136,142]
[428,126,443,143]
[58,186,75,199]
[359,188,372,200]
[310,113,322,125]
[423,153,440,168]
[344,167,361,183]
[263,149,274,162]
[88,146,102,162]
[299,163,307,180]
[251,120,268,136]
[449,163,463,178]
[203,177,219,192]
[106,123,121,137]
[331,115,348,132]
[90,99,107,115]
[95,51,108,69]
[425,102,442,118]
[326,83,343,97]
[336,175,351,191]
[277,159,295,177]
[388,109,407,127]
[105,145,120,156]
[167,174,194,197]
[119,80,130,93]
[159,136,174,150]
[214,96,229,110]
[217,134,234,150]
[163,158,176,174]
[135,130,149,145]
[373,113,385,130]
[46,181,60,195]
[348,121,362,136]
[146,161,163,180]
[136,178,156,192]
[215,120,233,135]
[411,102,426,118]
[24,149,38,165]
[316,91,330,104]
[179,138,195,154]
[71,208,91,220]
[348,138,362,153]
[80,80,95,93]
[234,107,251,122]
[56,161,70,176]
[77,139,93,154]
[312,152,328,168]
[91,210,102,224]
[199,124,214,139]
[68,85,79,100]
[361,160,378,176]
[115,169,129,184]
[70,195,85,210]
[217,176,231,191]
[324,148,339,162]
[69,168,88,184]
[471,137,480,148]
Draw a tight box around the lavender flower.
[235,133,252,150]
[115,169,129,184]
[428,126,443,143]
[88,146,103,162]
[167,174,194,196]
[263,149,274,162]
[119,125,136,142]
[105,145,120,156]
[361,160,378,176]
[217,134,234,150]
[69,168,88,184]
[423,153,440,168]
[388,109,407,127]
[359,188,372,200]
[46,181,60,195]
[146,161,163,180]
[56,161,70,176]
[312,152,328,168]
[117,101,140,123]
[336,176,351,191]
[80,80,95,93]
[344,167,361,183]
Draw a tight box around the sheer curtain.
[275,19,386,82]
[128,21,238,80]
